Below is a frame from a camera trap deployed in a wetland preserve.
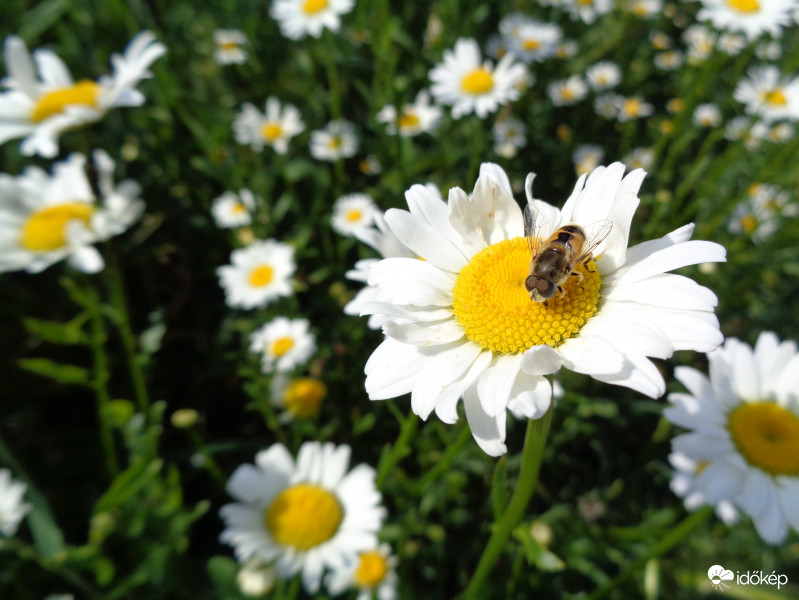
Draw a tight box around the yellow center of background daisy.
[522,39,540,51]
[264,483,343,550]
[354,550,389,588]
[249,264,274,287]
[21,203,95,251]
[727,402,799,476]
[461,68,494,95]
[623,98,642,117]
[452,238,601,353]
[762,89,787,106]
[283,378,326,419]
[31,80,101,123]
[261,123,283,141]
[271,336,295,357]
[231,203,247,214]
[727,0,760,12]
[398,112,420,129]
[302,0,328,14]
[345,209,363,223]
[220,42,240,51]
[741,214,758,235]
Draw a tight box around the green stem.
[376,403,419,488]
[586,505,714,600]
[85,280,119,477]
[460,404,554,599]
[104,253,149,413]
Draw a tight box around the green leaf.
[23,316,88,345]
[17,358,90,385]
[513,523,565,572]
[17,0,71,41]
[94,458,164,513]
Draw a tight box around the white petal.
[612,240,727,284]
[384,208,467,272]
[557,336,625,375]
[67,246,104,273]
[463,385,507,456]
[507,372,552,420]
[411,341,482,419]
[383,318,464,346]
[368,257,455,307]
[602,274,719,310]
[365,338,427,400]
[476,353,524,417]
[592,354,666,398]
[520,345,564,375]
[434,350,493,424]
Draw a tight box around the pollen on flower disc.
[354,551,389,588]
[452,237,602,353]
[31,81,101,123]
[22,203,95,251]
[727,402,799,476]
[264,483,343,550]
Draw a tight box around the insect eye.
[525,276,556,299]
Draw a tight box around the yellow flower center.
[261,123,283,141]
[561,88,575,101]
[694,460,710,475]
[354,551,389,588]
[727,0,760,13]
[283,378,326,419]
[461,68,494,95]
[728,402,799,476]
[398,112,420,129]
[328,135,342,150]
[271,336,295,357]
[345,209,363,223]
[761,89,787,106]
[740,214,758,235]
[249,264,274,287]
[220,41,240,51]
[302,0,328,14]
[21,203,95,251]
[264,484,343,550]
[522,38,541,51]
[231,203,247,214]
[623,98,643,117]
[578,0,594,5]
[452,238,602,353]
[31,80,101,123]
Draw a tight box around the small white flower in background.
[561,0,613,23]
[485,34,510,60]
[572,145,604,175]
[734,66,799,123]
[0,31,165,157]
[728,183,793,242]
[0,468,31,537]
[501,17,562,64]
[326,543,398,600]
[693,103,722,127]
[616,96,654,122]
[332,193,379,237]
[696,0,796,40]
[717,32,747,54]
[665,332,799,544]
[270,375,326,422]
[755,39,782,60]
[492,117,527,158]
[594,93,623,118]
[585,61,622,91]
[654,50,685,70]
[547,75,588,107]
[43,596,74,600]
[211,189,257,229]
[310,119,358,161]
[428,37,526,119]
[555,39,578,59]
[270,0,355,40]
[683,24,717,63]
[217,240,296,309]
[233,97,305,155]
[624,147,655,170]
[219,442,385,593]
[0,152,143,274]
[724,115,759,148]
[361,163,726,455]
[376,90,442,137]
[359,155,382,176]
[249,317,315,373]
[237,560,276,597]
[650,31,672,50]
[628,0,663,19]
[213,29,247,65]
[669,452,739,526]
[759,121,794,142]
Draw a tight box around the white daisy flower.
[0,468,31,537]
[562,0,614,23]
[547,75,588,106]
[594,93,624,118]
[359,155,382,176]
[270,0,355,40]
[585,61,622,91]
[249,317,315,373]
[697,0,796,40]
[503,19,562,64]
[693,103,722,127]
[555,40,579,59]
[761,121,794,142]
[650,31,672,50]
[683,25,717,63]
[270,375,326,421]
[375,90,442,137]
[217,240,296,309]
[219,442,386,593]
[668,451,739,525]
[0,151,143,274]
[654,50,685,70]
[43,596,74,600]
[734,66,799,122]
[213,29,247,65]
[572,144,604,175]
[624,147,655,170]
[717,32,748,54]
[428,38,527,119]
[493,118,527,158]
[665,332,799,544]
[629,0,663,18]
[211,189,257,229]
[0,31,165,157]
[616,96,654,121]
[361,163,726,455]
[325,543,398,600]
[309,119,358,161]
[755,39,782,60]
[233,97,305,155]
[332,193,378,237]
[728,183,791,242]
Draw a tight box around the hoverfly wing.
[523,202,545,258]
[576,219,613,263]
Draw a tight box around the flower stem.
[376,402,419,488]
[586,505,714,600]
[460,404,554,599]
